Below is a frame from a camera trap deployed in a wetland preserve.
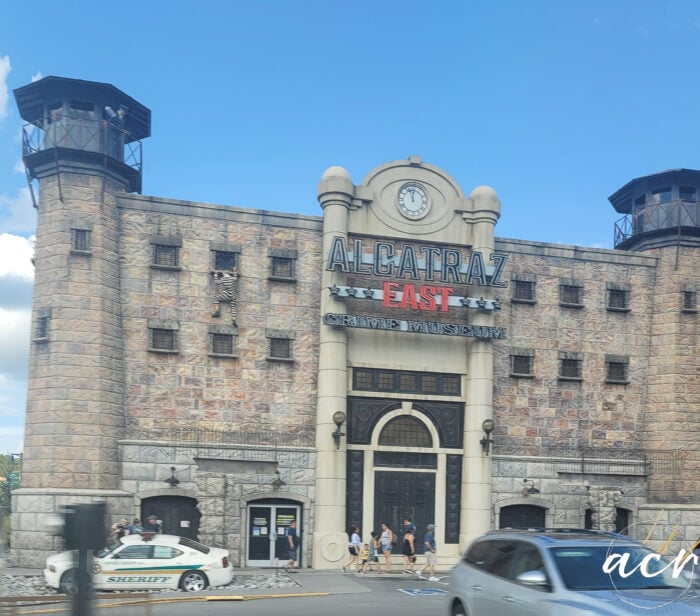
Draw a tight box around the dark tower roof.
[608,168,700,214]
[14,76,151,142]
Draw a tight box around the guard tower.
[610,170,700,502]
[11,77,150,566]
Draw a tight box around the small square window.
[71,228,91,252]
[153,244,179,268]
[512,280,536,302]
[270,256,295,279]
[377,371,395,390]
[398,373,418,391]
[651,187,672,204]
[35,316,50,340]
[559,358,582,380]
[680,186,697,202]
[269,337,292,360]
[421,375,438,393]
[511,355,533,377]
[213,250,237,271]
[354,369,374,390]
[441,375,460,395]
[211,333,234,356]
[560,285,583,306]
[607,288,630,312]
[150,328,177,352]
[682,290,697,313]
[605,361,629,383]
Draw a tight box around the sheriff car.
[44,533,233,593]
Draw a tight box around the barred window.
[150,328,177,352]
[269,337,292,360]
[35,316,50,340]
[399,372,418,391]
[511,355,533,377]
[607,288,629,311]
[379,416,432,448]
[211,333,234,356]
[559,358,582,380]
[513,280,536,302]
[270,256,294,279]
[441,375,460,394]
[377,371,395,390]
[352,368,461,396]
[560,284,583,306]
[213,250,237,271]
[71,228,91,252]
[606,361,628,383]
[153,244,179,267]
[682,290,697,313]
[354,369,374,390]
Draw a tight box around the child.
[360,543,370,573]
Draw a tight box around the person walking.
[286,520,300,573]
[342,525,362,572]
[418,523,439,581]
[402,527,416,573]
[379,522,395,573]
[367,531,380,571]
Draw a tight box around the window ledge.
[510,373,534,379]
[33,337,49,343]
[605,379,630,385]
[209,353,239,359]
[148,348,179,354]
[606,307,631,313]
[267,356,295,363]
[511,298,536,305]
[150,264,182,271]
[681,308,698,314]
[268,276,297,283]
[558,376,583,382]
[559,302,584,309]
[70,249,92,256]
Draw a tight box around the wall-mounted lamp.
[272,469,286,490]
[164,466,180,488]
[332,411,346,450]
[480,419,495,456]
[521,478,540,496]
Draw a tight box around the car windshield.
[550,545,694,591]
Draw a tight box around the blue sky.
[1,0,700,453]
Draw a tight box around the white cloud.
[0,233,34,280]
[0,55,9,122]
[0,187,36,235]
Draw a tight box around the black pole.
[72,547,92,616]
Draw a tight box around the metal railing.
[614,199,700,247]
[21,113,142,174]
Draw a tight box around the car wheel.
[451,599,467,616]
[180,570,208,592]
[59,569,78,595]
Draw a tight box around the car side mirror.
[516,569,549,588]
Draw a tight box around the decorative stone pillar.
[312,166,354,568]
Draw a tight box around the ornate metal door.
[141,495,201,539]
[374,471,435,552]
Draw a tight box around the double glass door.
[247,503,300,567]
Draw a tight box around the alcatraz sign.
[325,236,508,287]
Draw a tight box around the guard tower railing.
[21,114,143,177]
[614,199,700,247]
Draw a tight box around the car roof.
[120,533,182,545]
[480,528,641,546]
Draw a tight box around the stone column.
[312,166,354,568]
[587,486,623,532]
[460,186,501,548]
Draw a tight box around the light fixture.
[480,419,495,456]
[332,411,346,450]
[272,470,286,490]
[521,478,540,496]
[164,466,180,488]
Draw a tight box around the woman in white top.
[342,525,362,572]
[379,522,395,573]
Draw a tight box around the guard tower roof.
[608,168,700,213]
[14,76,151,142]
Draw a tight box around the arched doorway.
[499,504,546,529]
[373,415,436,553]
[141,495,200,540]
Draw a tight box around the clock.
[397,182,430,219]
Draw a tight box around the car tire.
[180,570,208,592]
[59,569,78,595]
[451,599,467,616]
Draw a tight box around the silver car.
[449,529,700,615]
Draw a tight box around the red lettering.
[400,285,420,310]
[437,287,454,312]
[383,282,400,307]
[419,286,437,311]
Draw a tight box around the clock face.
[397,182,430,219]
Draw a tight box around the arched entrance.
[140,495,200,540]
[499,504,546,529]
